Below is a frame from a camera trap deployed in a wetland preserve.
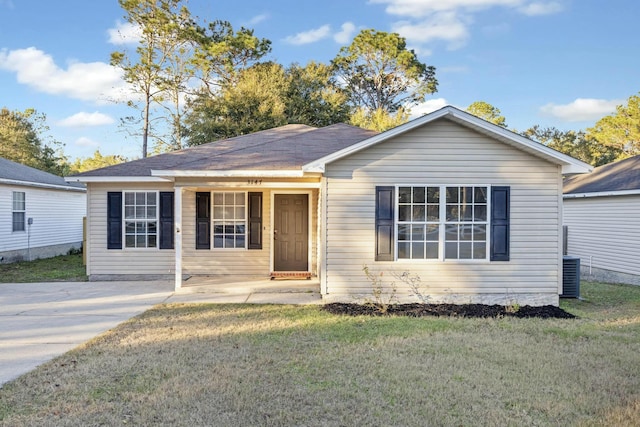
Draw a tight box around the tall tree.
[67,150,128,174]
[331,29,438,115]
[111,0,193,158]
[587,93,640,159]
[466,101,507,127]
[523,125,620,166]
[0,108,66,175]
[349,107,409,132]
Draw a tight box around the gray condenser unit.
[562,256,580,298]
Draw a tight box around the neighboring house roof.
[67,105,592,183]
[304,106,593,175]
[68,123,378,181]
[0,157,85,191]
[563,155,640,197]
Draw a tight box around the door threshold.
[270,271,312,280]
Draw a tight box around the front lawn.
[0,254,86,283]
[0,281,638,426]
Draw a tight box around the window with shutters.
[124,192,158,248]
[212,192,246,249]
[397,185,489,261]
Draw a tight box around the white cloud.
[370,0,521,17]
[75,137,100,148]
[334,22,356,44]
[409,98,449,118]
[0,47,128,104]
[244,13,269,26]
[392,12,470,49]
[518,1,563,16]
[283,25,331,45]
[58,112,115,127]
[540,98,623,122]
[107,21,142,45]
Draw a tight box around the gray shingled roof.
[71,123,378,178]
[564,155,640,194]
[0,157,85,190]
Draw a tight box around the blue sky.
[0,0,637,161]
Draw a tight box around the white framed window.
[124,191,157,248]
[212,192,246,249]
[397,185,489,261]
[12,191,26,232]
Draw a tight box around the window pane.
[460,225,472,241]
[224,235,235,248]
[411,224,425,240]
[125,206,135,219]
[446,187,458,203]
[136,222,146,233]
[213,222,224,234]
[398,242,410,259]
[473,242,487,259]
[213,206,223,219]
[136,206,145,218]
[213,235,223,248]
[445,224,458,241]
[148,222,157,234]
[461,204,473,221]
[426,242,439,259]
[463,187,473,204]
[446,205,458,222]
[136,235,146,247]
[236,235,245,248]
[398,205,411,222]
[125,222,135,233]
[398,225,410,241]
[224,193,234,204]
[474,187,487,203]
[235,207,245,219]
[411,242,425,259]
[147,206,156,219]
[413,187,425,203]
[235,192,245,205]
[235,223,245,234]
[147,192,156,206]
[427,205,439,221]
[12,212,25,232]
[125,193,135,204]
[474,225,487,241]
[148,235,157,248]
[399,187,411,203]
[224,207,234,219]
[459,242,473,259]
[412,205,425,221]
[135,192,146,204]
[125,235,135,248]
[224,224,234,234]
[445,242,458,259]
[213,193,223,205]
[474,205,487,222]
[425,224,439,241]
[427,187,439,203]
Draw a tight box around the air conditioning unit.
[562,256,580,298]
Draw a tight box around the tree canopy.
[587,93,640,159]
[0,108,66,175]
[466,101,507,127]
[331,29,438,114]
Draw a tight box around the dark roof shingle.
[71,123,378,177]
[0,157,85,190]
[563,155,640,194]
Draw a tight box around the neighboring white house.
[563,155,640,285]
[67,106,591,306]
[0,157,86,263]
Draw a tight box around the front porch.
[173,275,322,304]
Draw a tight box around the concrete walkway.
[0,280,322,386]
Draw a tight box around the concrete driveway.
[0,279,322,387]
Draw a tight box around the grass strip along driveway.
[1,282,639,426]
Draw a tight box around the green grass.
[0,281,639,426]
[0,254,87,283]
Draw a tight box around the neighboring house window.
[12,191,26,232]
[212,192,246,249]
[196,191,262,250]
[106,191,174,250]
[375,185,510,262]
[124,192,158,248]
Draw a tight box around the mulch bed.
[322,303,575,319]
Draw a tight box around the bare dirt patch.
[323,303,575,319]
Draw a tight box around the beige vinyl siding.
[181,187,319,277]
[86,182,175,276]
[0,184,85,252]
[323,119,562,302]
[563,195,640,276]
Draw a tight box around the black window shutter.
[248,192,262,249]
[375,186,395,261]
[159,192,174,249]
[196,192,210,249]
[107,192,122,249]
[490,186,510,261]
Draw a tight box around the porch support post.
[174,187,183,291]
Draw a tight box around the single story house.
[67,106,591,306]
[563,155,640,285]
[0,157,86,263]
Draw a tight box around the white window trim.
[12,191,26,233]
[210,191,248,251]
[122,190,159,250]
[395,184,491,263]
